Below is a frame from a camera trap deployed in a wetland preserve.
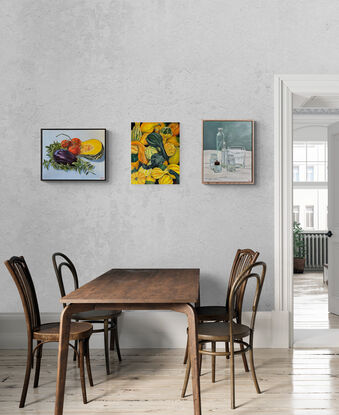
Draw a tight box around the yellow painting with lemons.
[131,122,180,184]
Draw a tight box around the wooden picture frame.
[41,128,106,181]
[202,120,254,184]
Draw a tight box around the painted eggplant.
[53,149,77,165]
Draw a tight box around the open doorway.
[274,75,339,348]
[292,95,339,343]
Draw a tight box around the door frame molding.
[274,74,339,346]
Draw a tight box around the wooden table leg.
[55,301,201,415]
[55,304,93,415]
[183,303,201,415]
[54,305,72,415]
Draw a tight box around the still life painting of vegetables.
[131,122,180,184]
[41,129,106,181]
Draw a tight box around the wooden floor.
[294,272,339,329]
[2,348,339,414]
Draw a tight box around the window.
[293,188,327,230]
[293,166,300,182]
[293,205,300,223]
[306,166,314,181]
[305,205,314,228]
[293,142,327,182]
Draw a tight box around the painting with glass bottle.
[202,120,254,184]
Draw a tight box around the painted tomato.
[71,138,82,146]
[61,140,71,148]
[68,145,81,156]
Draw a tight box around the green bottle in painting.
[132,122,142,141]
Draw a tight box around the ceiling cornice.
[293,107,339,114]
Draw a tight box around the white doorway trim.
[274,74,339,347]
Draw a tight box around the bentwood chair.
[52,253,122,375]
[183,249,259,378]
[182,261,266,409]
[4,256,94,407]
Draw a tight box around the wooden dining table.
[54,268,201,415]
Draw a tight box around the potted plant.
[293,221,306,273]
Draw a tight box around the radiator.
[301,232,328,271]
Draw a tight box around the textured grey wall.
[1,0,339,316]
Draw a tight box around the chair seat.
[198,322,251,341]
[196,306,228,322]
[72,309,121,321]
[33,322,93,342]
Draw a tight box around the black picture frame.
[41,128,107,182]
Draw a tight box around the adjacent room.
[292,96,339,345]
[2,2,339,415]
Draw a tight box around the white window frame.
[293,166,300,182]
[306,165,314,182]
[293,205,300,223]
[293,142,327,183]
[305,205,314,228]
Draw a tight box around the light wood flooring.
[2,348,339,414]
[294,272,339,329]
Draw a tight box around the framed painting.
[41,128,106,181]
[202,120,254,184]
[131,122,180,184]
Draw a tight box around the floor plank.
[1,348,339,414]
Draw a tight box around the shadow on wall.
[118,310,188,348]
[199,273,228,307]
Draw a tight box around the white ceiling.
[293,94,339,127]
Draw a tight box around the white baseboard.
[0,310,289,349]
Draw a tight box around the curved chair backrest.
[228,261,266,336]
[52,252,79,308]
[226,249,260,320]
[4,256,41,335]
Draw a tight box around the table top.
[61,268,200,304]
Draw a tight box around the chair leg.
[225,342,229,360]
[199,343,203,376]
[114,318,122,362]
[181,351,191,398]
[84,337,93,387]
[33,341,43,388]
[104,319,110,375]
[110,318,115,351]
[249,346,261,394]
[211,341,216,383]
[230,337,235,409]
[79,340,87,404]
[73,340,78,362]
[240,343,249,372]
[73,319,79,362]
[183,333,189,364]
[19,341,33,408]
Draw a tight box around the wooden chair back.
[226,249,259,321]
[52,252,79,308]
[228,261,266,334]
[4,256,41,335]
